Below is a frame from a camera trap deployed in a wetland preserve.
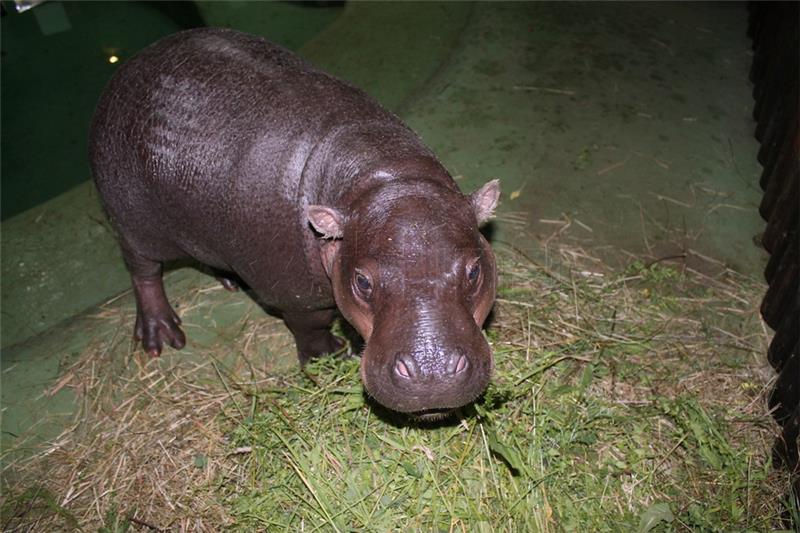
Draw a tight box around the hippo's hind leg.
[283,309,345,365]
[122,245,186,357]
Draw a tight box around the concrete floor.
[1,2,766,457]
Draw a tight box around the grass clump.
[1,244,793,531]
[218,246,791,531]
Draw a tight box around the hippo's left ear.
[307,205,344,239]
[469,179,501,226]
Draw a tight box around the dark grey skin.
[89,28,500,416]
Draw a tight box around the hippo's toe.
[134,309,186,357]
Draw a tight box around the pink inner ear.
[307,205,344,239]
[471,179,501,225]
[318,240,340,278]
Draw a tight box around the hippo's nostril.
[455,354,468,374]
[396,360,410,378]
[394,358,416,380]
[446,354,469,375]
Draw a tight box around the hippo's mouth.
[409,407,457,422]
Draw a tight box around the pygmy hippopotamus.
[89,28,500,417]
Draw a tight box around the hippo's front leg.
[283,309,345,365]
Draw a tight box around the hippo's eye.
[353,271,372,298]
[467,261,481,284]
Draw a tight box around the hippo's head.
[307,178,500,419]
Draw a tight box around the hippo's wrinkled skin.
[89,28,500,416]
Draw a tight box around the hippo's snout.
[361,331,493,416]
[388,348,486,418]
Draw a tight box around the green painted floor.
[1,2,767,459]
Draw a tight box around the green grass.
[1,247,794,531]
[214,250,792,531]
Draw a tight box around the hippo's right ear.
[470,179,501,226]
[307,205,344,239]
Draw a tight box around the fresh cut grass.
[1,243,794,531]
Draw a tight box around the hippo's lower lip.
[409,408,456,422]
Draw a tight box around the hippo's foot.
[297,333,346,365]
[131,275,186,357]
[134,307,186,357]
[284,309,345,365]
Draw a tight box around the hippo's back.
[89,28,405,307]
[90,28,386,206]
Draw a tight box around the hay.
[0,242,792,531]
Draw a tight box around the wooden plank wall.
[747,0,799,513]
